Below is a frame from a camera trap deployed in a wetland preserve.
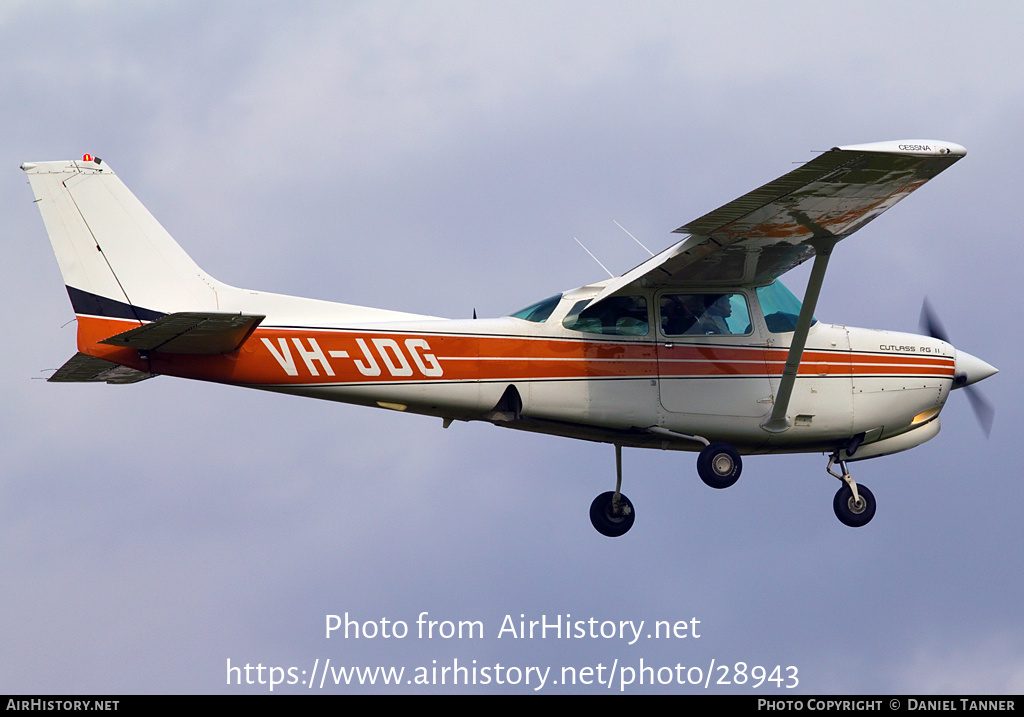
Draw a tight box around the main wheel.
[589,491,635,537]
[697,442,742,489]
[833,484,876,527]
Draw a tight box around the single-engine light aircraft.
[22,141,996,536]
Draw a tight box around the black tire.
[589,491,635,537]
[697,442,742,489]
[833,484,876,527]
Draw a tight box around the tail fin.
[22,157,222,322]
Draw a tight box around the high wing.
[590,139,965,304]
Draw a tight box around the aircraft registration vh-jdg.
[22,140,996,536]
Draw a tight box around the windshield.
[507,294,562,323]
[756,281,816,333]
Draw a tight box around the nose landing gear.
[827,454,876,527]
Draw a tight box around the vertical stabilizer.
[22,158,221,321]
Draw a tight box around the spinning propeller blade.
[964,387,995,439]
[919,298,949,344]
[920,299,995,438]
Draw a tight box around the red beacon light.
[83,154,92,162]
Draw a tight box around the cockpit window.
[562,295,648,336]
[756,281,816,333]
[508,294,562,323]
[660,293,752,336]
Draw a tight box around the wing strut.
[761,236,837,433]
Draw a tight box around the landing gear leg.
[827,453,876,527]
[590,444,635,537]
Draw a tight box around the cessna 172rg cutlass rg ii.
[22,140,996,536]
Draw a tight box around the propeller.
[919,298,949,344]
[920,299,995,437]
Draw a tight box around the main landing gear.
[589,445,635,537]
[589,439,745,537]
[697,442,742,489]
[827,454,876,527]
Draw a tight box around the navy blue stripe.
[65,286,165,322]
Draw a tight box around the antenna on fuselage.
[613,220,654,257]
[573,236,614,279]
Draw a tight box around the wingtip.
[835,140,966,158]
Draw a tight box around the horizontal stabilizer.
[100,312,265,354]
[49,352,154,384]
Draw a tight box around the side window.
[659,293,752,336]
[562,296,649,336]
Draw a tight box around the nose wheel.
[833,483,876,527]
[827,454,876,527]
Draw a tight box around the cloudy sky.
[2,1,1021,694]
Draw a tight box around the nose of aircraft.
[953,349,998,388]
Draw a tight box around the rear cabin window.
[562,296,649,336]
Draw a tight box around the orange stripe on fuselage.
[74,316,956,386]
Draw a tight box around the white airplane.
[22,141,996,537]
